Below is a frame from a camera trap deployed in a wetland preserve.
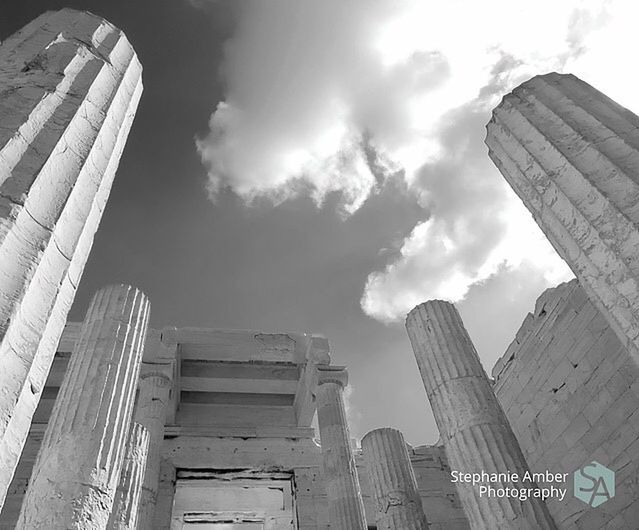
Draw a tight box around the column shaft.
[135,372,172,530]
[107,423,150,530]
[315,369,366,530]
[0,8,142,504]
[16,284,150,529]
[361,428,428,530]
[406,301,556,529]
[486,72,639,361]
[154,460,176,530]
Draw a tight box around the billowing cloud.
[361,65,576,322]
[195,0,638,321]
[195,0,450,214]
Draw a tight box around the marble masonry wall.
[493,279,639,529]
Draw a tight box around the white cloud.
[195,0,448,214]
[195,0,638,321]
[361,192,574,322]
[361,0,638,322]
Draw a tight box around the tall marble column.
[315,367,367,530]
[107,423,150,530]
[406,301,556,530]
[361,428,429,530]
[486,72,639,362]
[135,369,173,530]
[16,284,150,529]
[0,8,143,503]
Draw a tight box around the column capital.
[316,366,348,388]
[139,362,174,386]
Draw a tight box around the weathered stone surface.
[0,317,470,529]
[135,370,172,530]
[361,428,429,530]
[153,460,176,530]
[494,280,639,528]
[16,284,150,529]
[315,367,367,530]
[0,8,142,504]
[400,445,469,530]
[107,423,150,530]
[406,300,557,529]
[294,467,330,530]
[486,72,639,363]
[294,444,470,530]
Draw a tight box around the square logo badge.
[574,461,615,508]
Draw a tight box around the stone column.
[16,284,150,529]
[361,428,429,530]
[107,423,150,530]
[315,367,367,530]
[406,301,556,530]
[135,369,173,530]
[486,72,639,362]
[0,9,143,504]
[155,461,177,530]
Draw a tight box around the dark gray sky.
[4,0,634,445]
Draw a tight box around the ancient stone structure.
[361,427,429,530]
[493,279,639,528]
[107,423,150,530]
[357,444,469,530]
[0,321,471,529]
[6,9,639,529]
[406,301,557,529]
[133,330,176,530]
[315,367,367,530]
[16,285,150,529]
[0,8,142,503]
[486,72,639,363]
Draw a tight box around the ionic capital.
[139,362,173,387]
[316,366,348,388]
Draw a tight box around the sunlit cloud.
[194,0,637,321]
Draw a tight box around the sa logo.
[573,461,615,508]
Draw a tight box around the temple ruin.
[1,8,639,530]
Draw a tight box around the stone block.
[582,387,614,425]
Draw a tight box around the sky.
[2,0,639,446]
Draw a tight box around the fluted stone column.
[406,301,556,530]
[107,423,150,530]
[0,9,143,503]
[315,367,367,530]
[361,428,428,530]
[135,369,173,530]
[16,285,150,529]
[486,72,639,362]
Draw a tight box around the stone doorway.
[171,470,297,530]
